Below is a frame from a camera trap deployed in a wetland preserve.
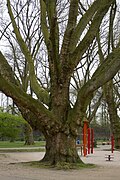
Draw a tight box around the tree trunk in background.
[24,123,34,145]
[104,81,120,149]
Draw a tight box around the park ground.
[0,145,120,180]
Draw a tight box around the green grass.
[0,141,45,148]
[0,148,45,153]
[22,161,96,170]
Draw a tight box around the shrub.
[0,113,27,141]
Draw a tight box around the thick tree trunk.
[104,81,120,149]
[41,132,83,165]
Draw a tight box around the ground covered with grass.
[0,141,45,148]
[0,141,46,152]
[23,160,96,170]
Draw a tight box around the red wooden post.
[88,128,91,154]
[83,120,88,156]
[91,128,94,154]
[111,135,114,153]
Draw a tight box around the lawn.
[0,141,45,148]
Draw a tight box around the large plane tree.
[0,0,120,165]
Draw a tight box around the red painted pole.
[82,127,84,150]
[91,128,94,154]
[88,128,91,154]
[111,135,114,153]
[83,121,88,156]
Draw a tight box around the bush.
[0,112,27,141]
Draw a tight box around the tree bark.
[42,132,82,165]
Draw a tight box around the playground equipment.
[83,119,94,156]
[76,119,94,157]
[105,134,115,161]
[111,134,114,153]
[77,119,115,157]
[105,154,114,161]
[83,119,88,156]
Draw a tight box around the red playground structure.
[83,119,94,157]
[77,119,115,157]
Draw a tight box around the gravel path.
[0,145,120,180]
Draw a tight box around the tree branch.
[69,0,115,73]
[71,46,120,123]
[60,0,78,62]
[7,0,49,105]
[69,0,104,52]
[40,0,50,47]
[0,51,17,84]
[0,74,60,132]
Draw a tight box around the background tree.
[97,2,120,148]
[0,0,120,166]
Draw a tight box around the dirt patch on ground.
[0,146,120,180]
